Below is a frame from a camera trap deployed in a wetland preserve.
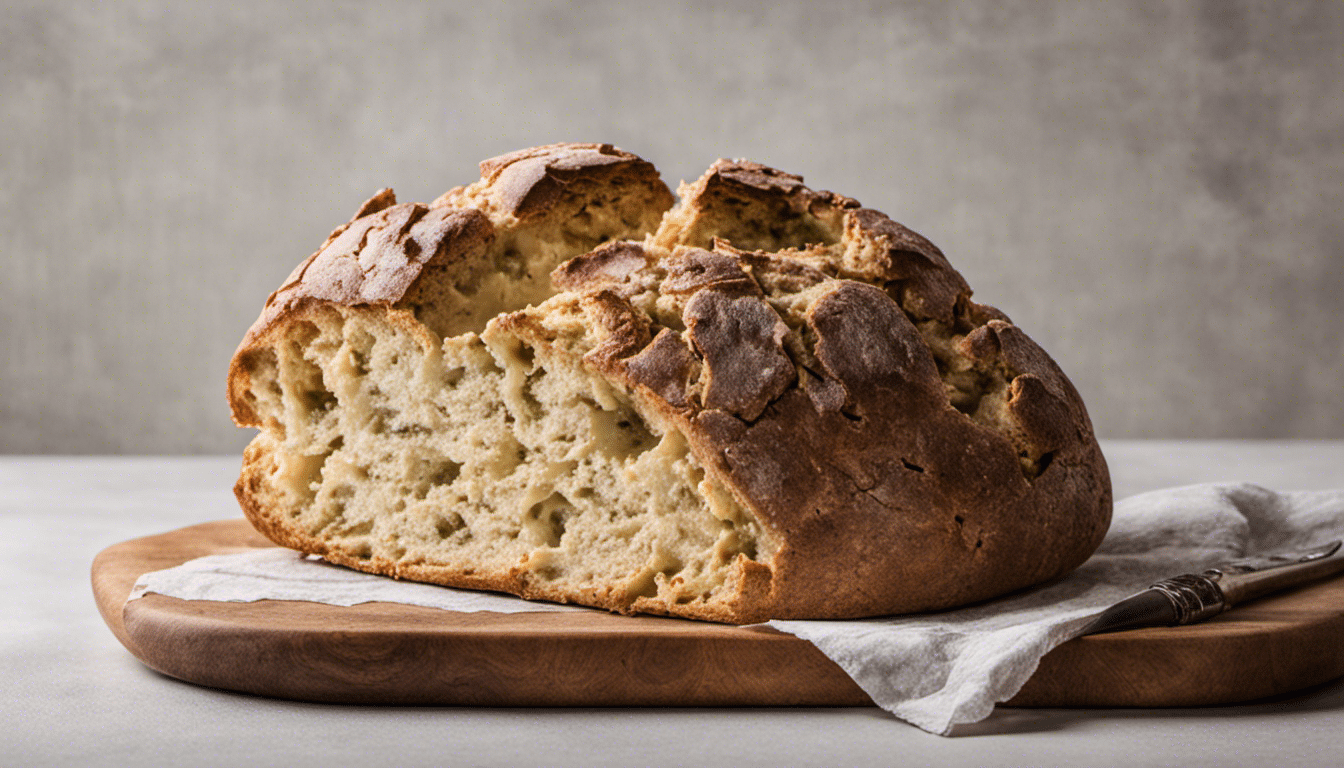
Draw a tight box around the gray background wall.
[3,0,1341,454]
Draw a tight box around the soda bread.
[228,143,1112,623]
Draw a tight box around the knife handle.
[1213,544,1344,607]
[1149,573,1226,625]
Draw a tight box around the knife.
[1078,539,1344,636]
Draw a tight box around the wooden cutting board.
[92,519,1344,708]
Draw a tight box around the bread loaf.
[228,143,1111,623]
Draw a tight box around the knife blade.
[1078,539,1344,637]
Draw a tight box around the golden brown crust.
[228,195,494,427]
[252,193,494,345]
[229,142,674,428]
[695,159,861,220]
[683,289,795,422]
[229,145,1112,623]
[843,207,968,324]
[588,276,1109,619]
[443,142,676,221]
[551,241,651,293]
[710,284,1106,617]
[562,161,1112,619]
[485,143,653,217]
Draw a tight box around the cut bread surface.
[230,143,1112,623]
[236,303,765,618]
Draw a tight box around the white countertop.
[4,441,1343,767]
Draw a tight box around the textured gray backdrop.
[3,0,1342,454]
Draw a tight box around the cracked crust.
[228,146,1111,623]
[550,159,1112,618]
[228,200,494,426]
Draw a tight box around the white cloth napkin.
[129,547,589,614]
[129,483,1344,735]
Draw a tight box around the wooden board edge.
[95,519,1344,709]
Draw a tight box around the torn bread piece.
[228,145,1111,623]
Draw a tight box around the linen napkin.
[129,483,1344,734]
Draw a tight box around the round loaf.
[228,143,1111,623]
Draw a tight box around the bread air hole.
[341,518,373,537]
[408,454,462,500]
[625,549,684,601]
[523,490,570,548]
[275,450,327,503]
[484,435,526,477]
[1018,449,1055,478]
[520,376,545,423]
[280,339,338,432]
[1037,451,1055,474]
[434,512,467,540]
